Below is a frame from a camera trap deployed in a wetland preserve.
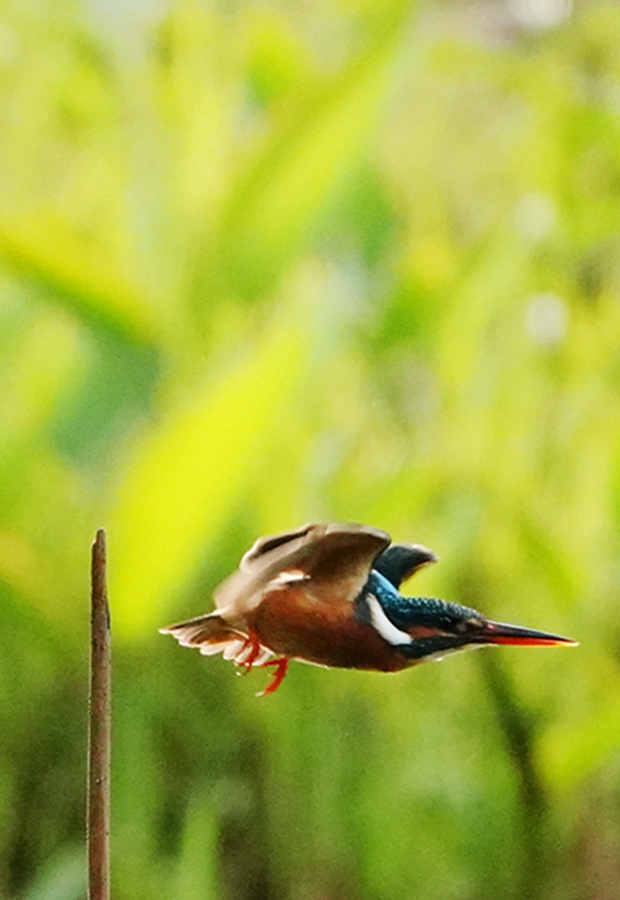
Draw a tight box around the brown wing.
[240,523,315,571]
[214,523,391,624]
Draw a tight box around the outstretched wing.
[239,523,315,571]
[214,523,391,623]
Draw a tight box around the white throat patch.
[366,594,413,647]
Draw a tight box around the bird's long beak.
[474,620,578,647]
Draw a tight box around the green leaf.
[215,0,418,297]
[169,792,219,900]
[109,295,318,635]
[0,213,162,346]
[537,673,620,791]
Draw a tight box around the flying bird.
[160,523,577,695]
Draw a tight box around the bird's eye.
[438,615,482,634]
[461,617,484,634]
[453,617,483,635]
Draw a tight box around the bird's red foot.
[256,658,289,697]
[236,632,264,673]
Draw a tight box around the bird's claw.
[235,633,264,673]
[256,658,289,697]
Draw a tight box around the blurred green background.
[1,0,619,897]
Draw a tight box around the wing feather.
[214,523,390,622]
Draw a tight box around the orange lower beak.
[475,621,578,648]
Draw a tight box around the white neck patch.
[366,594,413,646]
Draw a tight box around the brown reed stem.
[88,529,111,900]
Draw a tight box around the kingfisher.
[160,523,577,695]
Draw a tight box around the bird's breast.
[246,584,412,672]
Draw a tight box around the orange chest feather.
[246,585,412,673]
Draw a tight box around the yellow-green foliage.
[1,1,619,898]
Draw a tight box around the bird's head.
[362,571,577,662]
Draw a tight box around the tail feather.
[159,613,242,648]
[159,613,272,666]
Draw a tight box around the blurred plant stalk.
[88,530,111,900]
